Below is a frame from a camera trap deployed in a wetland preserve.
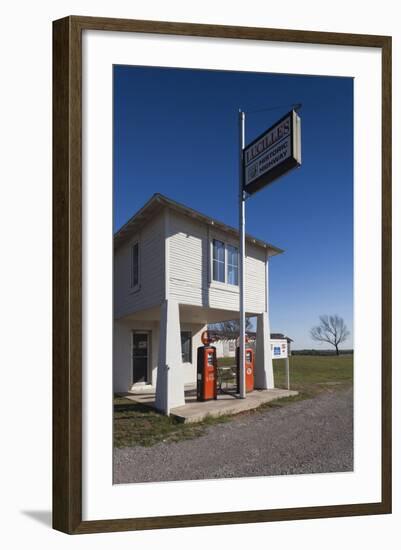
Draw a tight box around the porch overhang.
[116,303,263,325]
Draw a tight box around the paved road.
[114,387,353,484]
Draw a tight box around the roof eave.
[114,193,284,256]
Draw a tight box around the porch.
[119,384,298,423]
[114,299,274,415]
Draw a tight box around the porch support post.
[255,311,275,389]
[155,299,185,414]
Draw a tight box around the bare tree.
[310,315,350,355]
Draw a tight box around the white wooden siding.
[113,319,160,392]
[244,243,267,313]
[114,213,165,318]
[168,210,266,314]
[168,211,208,307]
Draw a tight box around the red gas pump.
[236,338,255,393]
[197,331,218,401]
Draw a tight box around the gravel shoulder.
[114,387,353,484]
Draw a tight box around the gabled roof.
[114,193,284,257]
[270,333,294,343]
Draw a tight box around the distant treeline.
[292,349,354,356]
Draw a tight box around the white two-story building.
[113,194,283,414]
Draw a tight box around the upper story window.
[227,244,239,285]
[212,238,239,286]
[212,239,225,282]
[130,241,140,290]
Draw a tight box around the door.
[132,331,149,384]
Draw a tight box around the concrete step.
[170,388,299,423]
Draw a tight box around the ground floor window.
[180,331,192,363]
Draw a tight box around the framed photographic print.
[53,16,391,534]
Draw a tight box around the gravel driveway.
[114,387,353,483]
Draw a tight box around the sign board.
[244,110,301,195]
[270,339,288,359]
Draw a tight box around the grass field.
[273,354,353,397]
[218,354,353,396]
[114,400,229,448]
[114,354,353,448]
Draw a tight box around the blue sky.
[113,65,353,349]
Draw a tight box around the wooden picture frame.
[53,15,392,534]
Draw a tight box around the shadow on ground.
[21,510,52,528]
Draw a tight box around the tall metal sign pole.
[239,110,246,398]
[238,106,302,399]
